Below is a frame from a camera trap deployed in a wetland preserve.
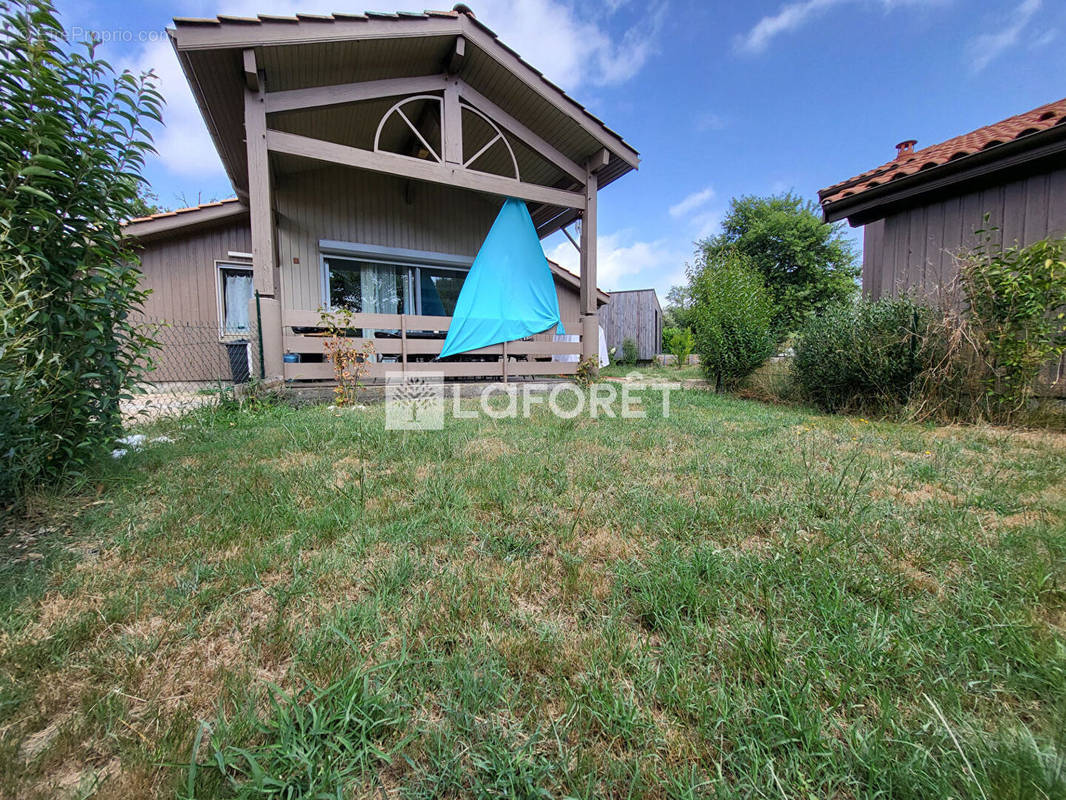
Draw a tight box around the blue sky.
[60,0,1066,296]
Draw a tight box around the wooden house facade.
[123,7,635,382]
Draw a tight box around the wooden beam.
[580,165,598,316]
[456,81,584,183]
[442,78,463,165]
[242,49,259,92]
[447,34,465,74]
[460,22,640,169]
[172,16,463,50]
[264,74,445,114]
[245,84,276,296]
[265,129,586,209]
[562,224,580,252]
[588,147,610,173]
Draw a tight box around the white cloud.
[669,187,714,218]
[737,0,844,55]
[116,0,658,185]
[547,231,689,297]
[968,0,1042,73]
[736,0,945,55]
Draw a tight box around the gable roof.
[819,97,1066,223]
[167,7,638,236]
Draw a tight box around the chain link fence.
[122,317,263,420]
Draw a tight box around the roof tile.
[819,97,1066,207]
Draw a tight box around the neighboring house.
[598,288,662,361]
[122,7,637,383]
[818,97,1066,302]
[127,201,607,382]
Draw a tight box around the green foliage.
[959,229,1066,416]
[0,0,161,506]
[700,193,858,334]
[575,356,599,387]
[793,296,937,413]
[663,284,695,331]
[620,337,638,365]
[192,669,406,799]
[691,249,776,390]
[662,326,694,367]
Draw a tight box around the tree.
[0,0,162,505]
[663,283,695,331]
[699,193,858,335]
[691,248,776,391]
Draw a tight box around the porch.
[277,309,584,381]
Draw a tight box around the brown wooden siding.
[133,221,252,382]
[862,165,1066,303]
[132,183,587,380]
[599,290,662,361]
[274,165,502,311]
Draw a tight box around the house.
[125,200,608,382]
[122,6,637,383]
[597,288,662,361]
[818,97,1066,302]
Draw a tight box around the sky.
[59,0,1066,297]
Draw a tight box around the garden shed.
[598,288,662,362]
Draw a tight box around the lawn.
[1,388,1065,798]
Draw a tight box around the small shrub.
[691,249,776,391]
[575,356,598,387]
[620,337,639,365]
[793,296,936,413]
[662,326,694,368]
[958,229,1066,417]
[320,307,375,406]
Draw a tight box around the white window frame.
[215,260,254,340]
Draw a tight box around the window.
[218,264,253,335]
[324,256,467,317]
[419,266,466,316]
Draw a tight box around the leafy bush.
[691,249,776,390]
[620,337,638,365]
[662,326,694,367]
[793,296,936,413]
[0,1,161,506]
[958,230,1066,416]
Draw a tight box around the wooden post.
[244,66,276,298]
[400,315,408,375]
[502,340,508,383]
[579,160,599,361]
[443,78,463,165]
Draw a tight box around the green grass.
[1,389,1065,798]
[599,361,705,380]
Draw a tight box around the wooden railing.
[280,309,583,381]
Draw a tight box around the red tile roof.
[819,97,1066,208]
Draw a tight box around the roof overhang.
[122,198,248,241]
[822,125,1066,226]
[167,10,638,238]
